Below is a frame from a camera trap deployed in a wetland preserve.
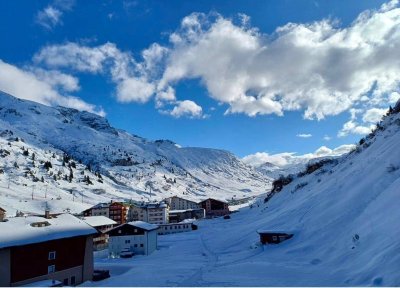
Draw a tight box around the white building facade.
[164,196,200,210]
[108,221,158,257]
[128,203,168,224]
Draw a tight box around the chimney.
[45,209,51,219]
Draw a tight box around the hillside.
[0,91,271,215]
[88,103,400,286]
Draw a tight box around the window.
[140,244,144,247]
[71,276,76,285]
[63,278,68,286]
[48,251,56,260]
[134,244,138,247]
[125,240,130,244]
[48,265,55,274]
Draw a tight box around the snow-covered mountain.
[89,102,400,286]
[0,91,271,215]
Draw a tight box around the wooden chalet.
[81,216,117,251]
[0,214,96,287]
[199,198,230,218]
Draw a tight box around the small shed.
[257,230,294,244]
[0,207,6,221]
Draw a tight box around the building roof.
[91,202,110,209]
[21,280,62,287]
[257,229,295,235]
[169,209,191,213]
[199,198,228,204]
[133,202,168,209]
[128,221,159,231]
[0,207,6,212]
[81,216,117,227]
[166,196,199,204]
[0,213,97,249]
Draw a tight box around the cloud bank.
[242,144,356,168]
[32,1,400,123]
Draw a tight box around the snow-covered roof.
[257,229,295,235]
[0,213,97,249]
[0,207,5,212]
[128,221,159,231]
[21,279,62,287]
[82,216,117,227]
[91,203,110,209]
[169,209,192,213]
[199,198,228,204]
[179,218,196,224]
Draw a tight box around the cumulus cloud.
[338,119,375,137]
[33,1,400,121]
[362,108,388,123]
[168,100,204,118]
[242,144,356,168]
[36,0,75,30]
[155,2,400,119]
[0,59,104,116]
[297,133,312,138]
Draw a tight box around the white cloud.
[153,2,400,119]
[297,133,312,138]
[29,68,80,92]
[116,77,155,103]
[242,144,356,168]
[34,42,119,73]
[389,92,400,104]
[0,59,104,116]
[33,1,400,120]
[168,100,203,118]
[338,119,375,137]
[323,135,332,141]
[34,42,157,104]
[36,6,62,30]
[36,0,75,30]
[362,108,388,123]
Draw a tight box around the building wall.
[91,207,109,218]
[158,223,192,235]
[0,210,5,221]
[200,199,230,217]
[82,236,94,283]
[0,248,11,287]
[11,266,83,287]
[109,235,147,257]
[1,235,93,287]
[166,197,200,210]
[109,203,126,224]
[147,207,168,224]
[128,204,168,224]
[146,230,158,255]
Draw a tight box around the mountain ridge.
[0,91,271,215]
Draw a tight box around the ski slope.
[84,106,400,286]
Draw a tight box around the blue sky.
[1,0,399,160]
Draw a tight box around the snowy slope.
[0,91,271,215]
[87,106,400,286]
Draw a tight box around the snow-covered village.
[1,1,400,287]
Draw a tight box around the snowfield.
[0,91,271,215]
[83,107,400,286]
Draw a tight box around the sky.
[0,0,399,162]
